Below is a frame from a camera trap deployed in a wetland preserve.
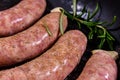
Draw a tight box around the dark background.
[0,0,120,80]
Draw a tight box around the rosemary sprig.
[61,0,116,50]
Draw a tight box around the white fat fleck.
[105,73,109,79]
[4,15,10,26]
[63,59,67,65]
[11,18,23,24]
[52,65,60,72]
[32,33,48,46]
[46,71,51,76]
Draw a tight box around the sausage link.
[77,50,117,80]
[0,0,46,36]
[0,30,87,80]
[0,12,67,67]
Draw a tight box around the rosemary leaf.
[88,31,94,40]
[98,38,105,49]
[97,25,106,37]
[77,21,81,29]
[106,32,115,40]
[61,9,73,20]
[60,10,64,35]
[98,35,105,38]
[43,23,53,36]
[97,21,107,25]
[73,0,77,16]
[87,11,91,21]
[88,3,99,20]
[94,26,97,33]
[106,39,114,50]
[81,21,98,27]
[106,16,117,26]
[78,5,87,17]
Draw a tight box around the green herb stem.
[73,0,77,16]
[88,3,99,20]
[59,10,64,35]
[43,23,53,36]
[96,25,106,38]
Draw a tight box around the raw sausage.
[77,50,118,80]
[0,30,87,80]
[0,12,67,67]
[0,0,46,36]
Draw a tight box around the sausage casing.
[0,0,46,36]
[0,30,87,80]
[77,50,117,80]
